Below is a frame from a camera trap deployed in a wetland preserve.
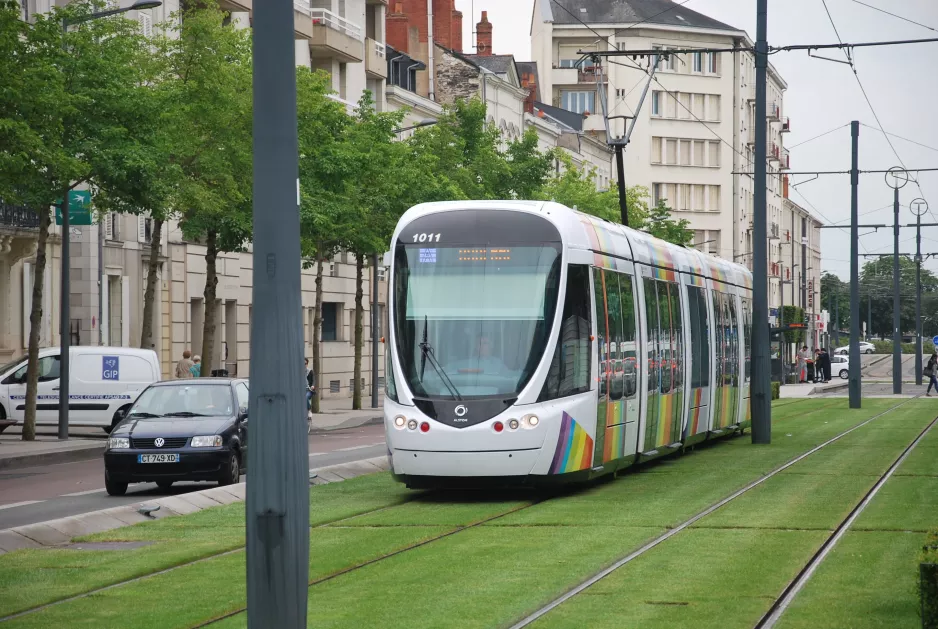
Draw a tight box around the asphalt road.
[0,422,387,530]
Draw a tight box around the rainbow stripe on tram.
[549,412,594,474]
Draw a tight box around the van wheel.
[0,404,6,420]
[105,471,128,496]
[219,451,240,487]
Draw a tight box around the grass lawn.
[2,398,930,629]
[0,472,413,617]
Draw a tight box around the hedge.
[771,381,780,400]
[921,529,938,629]
[868,340,936,355]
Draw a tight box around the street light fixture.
[392,118,438,134]
[57,0,162,441]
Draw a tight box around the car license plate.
[138,454,179,463]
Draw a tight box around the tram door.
[712,290,740,430]
[740,297,753,425]
[641,278,684,453]
[684,284,712,439]
[591,268,640,468]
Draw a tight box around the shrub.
[920,530,938,628]
[869,340,935,355]
[771,381,780,400]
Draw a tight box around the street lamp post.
[911,198,929,385]
[886,167,909,395]
[57,0,162,441]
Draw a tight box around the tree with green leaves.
[296,67,354,412]
[643,199,694,246]
[156,2,253,378]
[0,1,150,439]
[859,257,938,339]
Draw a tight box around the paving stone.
[313,470,345,483]
[0,530,42,553]
[174,491,222,511]
[153,496,200,516]
[46,513,125,540]
[12,523,71,546]
[103,507,152,527]
[199,486,243,505]
[225,482,247,500]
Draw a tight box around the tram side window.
[712,291,724,386]
[592,269,609,397]
[741,297,752,383]
[619,274,638,398]
[687,286,710,389]
[606,273,625,401]
[727,297,739,385]
[670,283,683,390]
[659,282,673,394]
[644,278,660,393]
[539,265,591,401]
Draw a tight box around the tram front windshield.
[394,244,561,399]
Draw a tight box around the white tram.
[383,201,752,485]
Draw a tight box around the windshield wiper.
[128,412,161,418]
[162,411,209,417]
[419,315,462,400]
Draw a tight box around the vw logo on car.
[154,437,165,448]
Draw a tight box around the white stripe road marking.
[0,500,43,511]
[61,489,106,497]
[308,443,384,458]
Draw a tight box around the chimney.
[452,8,463,52]
[476,10,492,55]
[783,175,789,199]
[386,2,411,53]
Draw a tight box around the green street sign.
[54,190,93,226]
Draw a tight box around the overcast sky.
[454,0,938,280]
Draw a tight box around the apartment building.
[780,180,823,349]
[531,0,794,314]
[2,0,392,399]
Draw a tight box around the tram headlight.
[522,414,540,428]
[407,419,418,431]
[394,415,407,429]
[507,419,520,431]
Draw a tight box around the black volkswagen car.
[104,379,249,496]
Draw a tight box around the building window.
[665,139,678,165]
[558,58,580,68]
[708,94,721,121]
[709,141,721,167]
[692,94,705,119]
[692,52,703,73]
[708,52,719,74]
[651,137,662,163]
[651,91,661,116]
[561,90,595,114]
[693,140,705,166]
[322,302,339,341]
[693,184,705,211]
[709,186,721,212]
[680,139,691,166]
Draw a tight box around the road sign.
[54,190,93,226]
[932,335,938,346]
[102,355,120,381]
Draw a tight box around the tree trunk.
[200,229,218,377]
[352,255,364,410]
[22,207,52,441]
[140,218,163,351]
[311,254,324,413]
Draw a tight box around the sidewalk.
[0,395,384,471]
[309,394,384,432]
[778,380,849,399]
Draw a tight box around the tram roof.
[396,201,752,290]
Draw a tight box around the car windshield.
[393,243,561,399]
[128,384,234,418]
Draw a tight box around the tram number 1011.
[412,233,442,243]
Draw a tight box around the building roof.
[533,101,583,132]
[548,0,738,32]
[463,54,516,77]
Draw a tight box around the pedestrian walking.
[305,358,316,410]
[189,355,201,378]
[819,348,832,383]
[175,350,194,379]
[797,345,809,383]
[925,353,938,396]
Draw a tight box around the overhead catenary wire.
[787,123,850,150]
[848,0,938,33]
[859,123,938,154]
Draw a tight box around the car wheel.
[219,451,240,487]
[105,471,128,496]
[840,369,849,380]
[865,349,873,354]
[156,480,174,491]
[0,403,6,420]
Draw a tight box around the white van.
[0,347,161,431]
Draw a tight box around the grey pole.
[371,252,379,408]
[751,0,770,444]
[246,0,308,626]
[58,189,70,440]
[912,198,928,385]
[614,144,629,227]
[98,214,104,345]
[868,294,871,341]
[893,186,902,394]
[834,297,839,347]
[848,121,860,408]
[886,167,909,395]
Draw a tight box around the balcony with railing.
[770,222,780,239]
[0,203,40,231]
[552,66,580,85]
[767,101,781,121]
[365,38,387,79]
[295,7,364,63]
[781,116,791,133]
[768,141,780,164]
[780,147,790,170]
[577,65,606,84]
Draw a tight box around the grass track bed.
[1,399,931,628]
